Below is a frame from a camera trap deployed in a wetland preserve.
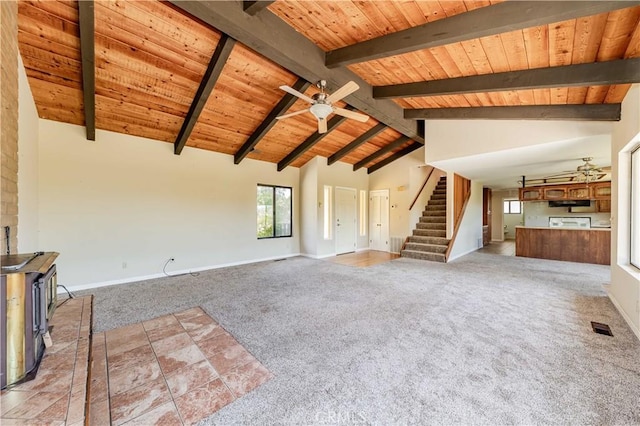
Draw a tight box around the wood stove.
[1,252,58,389]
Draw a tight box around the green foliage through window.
[257,185,292,238]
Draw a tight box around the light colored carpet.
[83,252,640,425]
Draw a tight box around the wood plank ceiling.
[17,0,640,173]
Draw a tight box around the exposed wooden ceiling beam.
[325,1,639,68]
[277,107,354,172]
[327,123,387,166]
[167,1,424,143]
[404,104,622,121]
[78,0,95,141]
[174,35,236,155]
[367,143,423,174]
[374,58,640,99]
[353,135,411,171]
[243,1,275,15]
[235,78,311,164]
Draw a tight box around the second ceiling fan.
[276,80,369,134]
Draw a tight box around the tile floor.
[477,240,516,256]
[1,295,92,425]
[90,306,273,425]
[2,298,272,425]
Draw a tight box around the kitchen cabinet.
[596,199,611,213]
[566,185,590,199]
[519,187,543,201]
[591,182,612,199]
[518,181,611,202]
[543,187,567,199]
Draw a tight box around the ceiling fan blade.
[276,108,309,120]
[279,85,314,104]
[326,81,359,103]
[333,107,369,122]
[318,118,327,134]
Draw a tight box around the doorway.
[503,199,523,240]
[369,189,390,252]
[335,187,357,255]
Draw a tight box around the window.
[359,190,367,236]
[631,146,640,268]
[323,186,332,240]
[257,185,292,239]
[503,200,522,214]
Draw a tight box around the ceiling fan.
[275,80,369,134]
[525,157,611,185]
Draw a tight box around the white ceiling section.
[424,119,614,189]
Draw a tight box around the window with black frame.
[257,184,292,239]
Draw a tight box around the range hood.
[548,199,591,207]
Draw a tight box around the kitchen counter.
[515,226,611,231]
[515,227,610,265]
[1,252,59,275]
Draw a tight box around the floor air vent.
[591,321,613,336]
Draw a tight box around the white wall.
[369,147,426,239]
[298,157,369,258]
[523,201,611,227]
[425,119,612,163]
[299,158,318,257]
[610,84,640,339]
[316,159,369,257]
[448,180,483,261]
[17,56,39,252]
[38,120,300,289]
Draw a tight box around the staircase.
[401,176,450,262]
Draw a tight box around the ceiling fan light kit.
[310,103,333,120]
[276,79,369,133]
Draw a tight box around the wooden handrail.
[445,174,472,262]
[408,166,435,211]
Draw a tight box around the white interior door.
[335,187,357,254]
[369,189,389,252]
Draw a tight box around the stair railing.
[444,173,472,262]
[408,166,435,211]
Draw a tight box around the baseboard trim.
[301,253,335,260]
[447,246,479,262]
[62,253,303,293]
[605,286,640,341]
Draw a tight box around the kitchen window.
[503,200,522,214]
[631,146,640,268]
[257,184,292,239]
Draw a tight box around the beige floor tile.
[173,307,206,322]
[221,359,273,398]
[110,377,172,426]
[151,332,193,356]
[109,359,163,396]
[121,401,183,425]
[107,343,156,372]
[157,344,206,375]
[196,331,238,358]
[208,343,257,375]
[174,379,234,425]
[3,391,68,419]
[143,314,180,331]
[165,359,219,398]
